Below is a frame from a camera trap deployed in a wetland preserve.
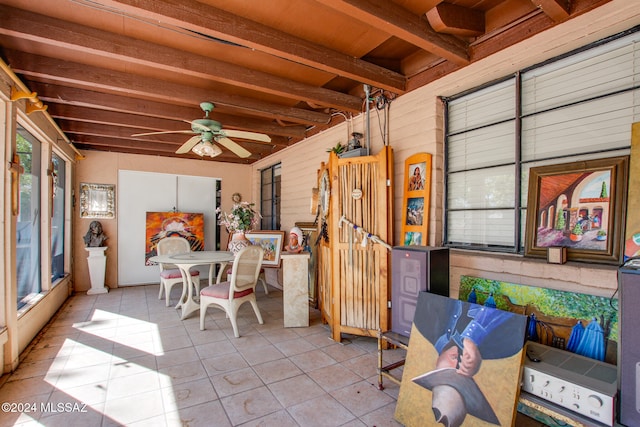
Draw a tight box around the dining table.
[149,250,235,320]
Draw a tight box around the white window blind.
[448,78,515,133]
[445,29,639,252]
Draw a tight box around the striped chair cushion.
[200,282,253,299]
[160,268,199,279]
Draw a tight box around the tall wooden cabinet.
[317,146,394,342]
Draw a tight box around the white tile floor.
[0,284,407,427]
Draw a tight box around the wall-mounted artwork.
[404,231,422,246]
[401,153,431,246]
[144,212,204,265]
[80,182,115,219]
[525,156,628,264]
[395,292,527,427]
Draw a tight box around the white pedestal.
[86,247,109,295]
[281,252,310,328]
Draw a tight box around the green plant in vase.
[597,229,607,241]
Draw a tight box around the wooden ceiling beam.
[426,3,485,37]
[89,0,406,93]
[0,6,361,113]
[531,0,571,22]
[320,0,469,65]
[5,50,331,125]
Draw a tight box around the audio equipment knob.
[588,395,603,408]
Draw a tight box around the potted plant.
[216,202,261,253]
[570,223,584,242]
[327,142,346,155]
[596,229,607,241]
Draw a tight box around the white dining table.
[149,251,235,320]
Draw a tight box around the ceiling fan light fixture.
[192,140,222,158]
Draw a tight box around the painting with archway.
[525,157,628,264]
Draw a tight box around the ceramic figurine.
[285,226,303,253]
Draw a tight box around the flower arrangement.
[216,202,260,233]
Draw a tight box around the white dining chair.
[157,236,200,306]
[199,245,264,337]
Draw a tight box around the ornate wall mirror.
[80,182,115,219]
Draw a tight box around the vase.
[228,231,252,254]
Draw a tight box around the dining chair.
[225,234,269,294]
[157,236,200,307]
[199,245,264,337]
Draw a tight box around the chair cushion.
[200,282,254,299]
[160,268,199,279]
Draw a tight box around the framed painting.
[524,156,629,264]
[79,182,115,219]
[144,212,205,265]
[401,153,431,246]
[395,292,527,427]
[245,230,285,267]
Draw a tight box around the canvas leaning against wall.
[144,212,205,265]
[395,292,527,427]
[459,276,619,364]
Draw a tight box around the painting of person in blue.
[409,294,527,427]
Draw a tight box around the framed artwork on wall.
[401,153,432,246]
[245,230,285,267]
[79,182,115,219]
[524,156,629,264]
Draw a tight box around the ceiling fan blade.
[224,129,271,142]
[132,130,194,137]
[216,137,252,158]
[176,135,202,154]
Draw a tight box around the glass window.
[260,163,281,230]
[16,126,42,308]
[51,152,66,282]
[444,29,640,253]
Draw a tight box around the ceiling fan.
[132,102,271,158]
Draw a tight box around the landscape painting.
[459,276,618,364]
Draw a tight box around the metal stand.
[377,330,409,390]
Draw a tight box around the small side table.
[281,252,310,327]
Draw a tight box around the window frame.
[260,163,281,230]
[443,28,639,256]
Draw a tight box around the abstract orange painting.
[144,212,205,265]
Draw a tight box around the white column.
[281,252,310,328]
[85,247,108,295]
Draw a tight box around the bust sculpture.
[84,220,108,247]
[285,226,304,253]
